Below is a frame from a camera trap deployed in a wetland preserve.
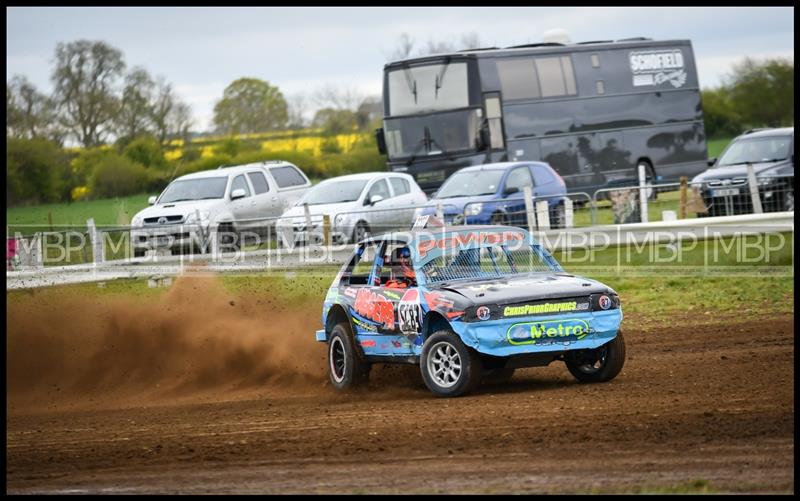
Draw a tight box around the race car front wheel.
[420,330,482,397]
[328,323,370,390]
[565,331,626,383]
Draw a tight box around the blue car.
[316,222,625,397]
[415,161,568,229]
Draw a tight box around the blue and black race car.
[316,222,625,397]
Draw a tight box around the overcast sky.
[7,6,794,132]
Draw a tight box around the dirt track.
[6,277,795,493]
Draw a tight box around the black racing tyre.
[328,323,370,390]
[565,331,626,383]
[351,221,370,244]
[420,330,483,397]
[483,367,516,385]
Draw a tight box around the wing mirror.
[478,125,491,151]
[368,194,384,206]
[504,186,520,196]
[375,128,387,155]
[707,157,717,167]
[231,188,246,200]
[148,196,157,205]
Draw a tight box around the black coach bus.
[375,38,708,195]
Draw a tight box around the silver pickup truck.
[130,161,311,255]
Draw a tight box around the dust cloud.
[7,275,329,413]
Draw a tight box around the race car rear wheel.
[328,323,370,390]
[420,330,482,397]
[565,331,626,383]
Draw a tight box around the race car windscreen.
[419,243,558,285]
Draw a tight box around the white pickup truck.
[130,161,311,255]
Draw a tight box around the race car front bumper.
[450,309,623,357]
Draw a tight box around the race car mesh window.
[420,245,555,284]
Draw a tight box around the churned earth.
[6,276,794,494]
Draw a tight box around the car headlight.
[465,202,483,216]
[131,215,144,227]
[757,176,777,186]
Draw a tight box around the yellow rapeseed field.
[62,128,372,162]
[164,149,183,161]
[260,133,363,156]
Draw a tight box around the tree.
[116,67,156,140]
[314,84,363,111]
[311,108,358,135]
[88,153,149,198]
[286,93,309,129]
[701,88,740,139]
[356,97,383,130]
[51,40,126,147]
[312,85,381,133]
[726,57,793,129]
[6,75,63,142]
[386,31,482,61]
[167,100,193,144]
[123,135,167,169]
[212,78,288,134]
[150,76,176,145]
[387,32,415,61]
[6,138,71,205]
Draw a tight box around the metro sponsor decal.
[506,319,590,346]
[353,288,395,330]
[416,231,525,259]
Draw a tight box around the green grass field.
[7,193,151,234]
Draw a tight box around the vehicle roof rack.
[616,37,652,42]
[743,128,769,135]
[458,46,499,52]
[506,42,565,49]
[577,40,613,45]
